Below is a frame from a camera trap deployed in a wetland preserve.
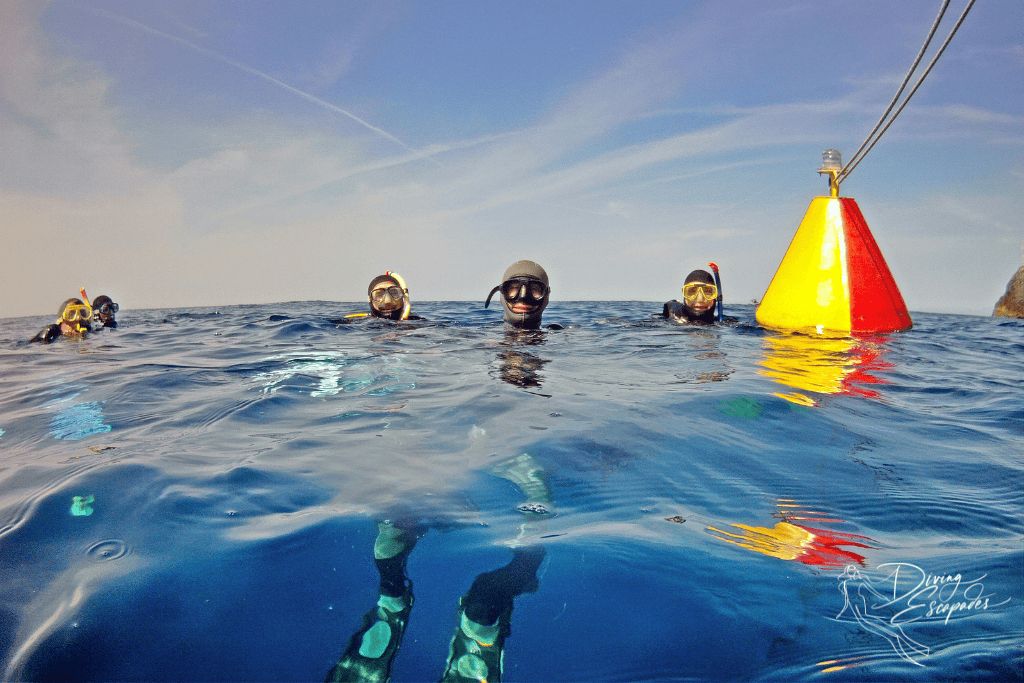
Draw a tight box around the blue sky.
[2,0,1021,318]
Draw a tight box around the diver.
[327,515,547,683]
[662,263,724,324]
[485,260,561,330]
[344,271,424,321]
[30,298,93,343]
[327,450,553,683]
[91,295,119,329]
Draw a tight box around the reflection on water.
[707,499,875,568]
[493,329,550,392]
[758,332,892,406]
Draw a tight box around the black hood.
[486,260,550,329]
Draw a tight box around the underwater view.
[0,301,1021,682]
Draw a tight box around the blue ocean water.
[0,302,1021,682]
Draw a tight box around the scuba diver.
[345,272,424,321]
[485,260,560,330]
[91,295,119,329]
[30,297,93,343]
[662,263,724,324]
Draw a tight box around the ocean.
[1,301,1021,681]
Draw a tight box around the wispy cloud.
[90,7,419,154]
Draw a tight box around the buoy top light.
[818,149,842,197]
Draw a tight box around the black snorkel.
[484,286,501,309]
[708,262,723,322]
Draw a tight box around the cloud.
[0,1,144,197]
[89,6,419,153]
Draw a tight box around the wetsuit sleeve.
[663,300,687,319]
[30,324,62,343]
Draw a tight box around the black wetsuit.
[30,324,65,343]
[662,300,716,323]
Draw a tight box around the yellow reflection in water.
[707,499,874,568]
[758,332,891,406]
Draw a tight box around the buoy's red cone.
[756,196,912,334]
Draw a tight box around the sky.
[1,0,1021,319]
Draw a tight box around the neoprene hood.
[486,260,550,329]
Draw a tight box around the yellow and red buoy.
[756,153,912,335]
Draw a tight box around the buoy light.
[818,149,842,197]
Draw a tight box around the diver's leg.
[440,545,546,683]
[326,520,423,683]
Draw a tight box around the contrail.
[91,7,418,153]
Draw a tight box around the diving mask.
[62,303,93,323]
[502,278,548,303]
[682,282,718,300]
[370,286,404,304]
[98,302,119,316]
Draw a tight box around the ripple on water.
[85,539,129,562]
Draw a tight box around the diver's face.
[683,284,715,312]
[502,278,547,314]
[370,281,403,313]
[60,321,88,336]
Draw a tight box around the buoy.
[756,151,912,335]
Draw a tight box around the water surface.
[1,302,1021,681]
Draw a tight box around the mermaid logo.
[829,563,1011,671]
[834,565,931,668]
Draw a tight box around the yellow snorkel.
[386,271,411,321]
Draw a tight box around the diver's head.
[486,260,550,329]
[367,272,410,320]
[682,269,717,316]
[91,295,118,326]
[57,298,92,335]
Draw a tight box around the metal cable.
[838,0,976,184]
[839,0,950,181]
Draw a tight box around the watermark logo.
[835,562,1010,667]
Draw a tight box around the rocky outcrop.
[993,265,1024,319]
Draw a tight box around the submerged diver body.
[327,515,547,683]
[327,471,551,683]
[30,298,93,343]
[662,264,724,324]
[485,260,561,330]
